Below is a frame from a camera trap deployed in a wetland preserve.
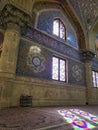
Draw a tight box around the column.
[82,50,95,105]
[0,23,20,77]
[0,4,31,108]
[0,4,30,78]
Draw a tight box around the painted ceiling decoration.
[69,0,98,31]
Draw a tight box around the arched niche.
[32,0,86,50]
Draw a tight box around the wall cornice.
[1,4,31,29]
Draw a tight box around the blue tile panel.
[23,27,82,61]
[37,11,78,48]
[16,40,52,80]
[16,39,86,86]
[68,59,86,86]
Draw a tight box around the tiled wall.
[16,38,85,86]
[37,10,78,48]
[16,40,52,80]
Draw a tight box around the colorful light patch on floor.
[58,109,97,130]
[70,109,98,125]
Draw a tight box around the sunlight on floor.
[58,109,98,130]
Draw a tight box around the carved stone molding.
[8,0,32,14]
[1,4,31,28]
[82,50,95,62]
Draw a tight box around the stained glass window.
[53,19,66,40]
[60,59,65,81]
[52,57,59,80]
[52,56,66,82]
[92,71,98,87]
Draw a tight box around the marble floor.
[0,105,98,130]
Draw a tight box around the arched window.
[53,19,66,40]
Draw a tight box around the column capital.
[81,50,95,62]
[1,4,31,28]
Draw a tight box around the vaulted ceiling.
[69,0,98,32]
